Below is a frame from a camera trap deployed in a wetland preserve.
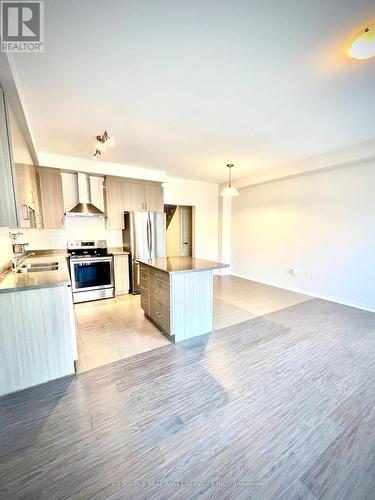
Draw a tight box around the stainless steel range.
[67,240,114,303]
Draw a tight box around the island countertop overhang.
[137,257,228,274]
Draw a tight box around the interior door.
[149,211,166,259]
[180,206,192,257]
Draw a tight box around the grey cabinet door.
[114,254,130,296]
[0,88,18,227]
[144,183,164,212]
[15,163,42,228]
[38,167,65,228]
[106,177,124,229]
[129,182,144,211]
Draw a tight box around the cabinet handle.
[154,289,163,294]
[155,312,163,318]
[141,276,147,281]
[154,273,160,277]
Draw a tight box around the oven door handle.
[71,257,113,265]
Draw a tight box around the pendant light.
[348,23,375,60]
[221,164,239,197]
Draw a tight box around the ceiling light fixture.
[92,130,114,159]
[348,23,375,60]
[221,164,239,197]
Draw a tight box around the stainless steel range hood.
[69,172,105,216]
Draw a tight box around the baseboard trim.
[231,272,375,313]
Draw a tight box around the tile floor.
[75,275,313,372]
[75,294,171,372]
[213,275,312,329]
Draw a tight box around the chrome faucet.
[12,252,36,272]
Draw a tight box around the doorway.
[165,205,193,257]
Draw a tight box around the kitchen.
[1,2,375,498]
[0,84,225,395]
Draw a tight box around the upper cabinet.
[15,163,43,228]
[61,171,79,213]
[128,182,144,211]
[105,177,164,229]
[0,87,18,227]
[106,177,126,229]
[144,183,164,212]
[37,167,65,229]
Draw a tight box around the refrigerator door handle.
[147,215,152,259]
[149,214,153,258]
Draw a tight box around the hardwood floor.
[75,276,312,372]
[1,294,375,499]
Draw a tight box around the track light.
[92,130,114,159]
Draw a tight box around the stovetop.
[67,239,109,258]
[68,248,110,258]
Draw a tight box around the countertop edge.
[138,258,229,274]
[0,281,72,294]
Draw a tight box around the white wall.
[166,206,181,257]
[8,106,34,164]
[231,161,375,311]
[164,177,219,262]
[218,192,232,275]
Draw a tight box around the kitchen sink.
[16,262,59,273]
[26,262,59,268]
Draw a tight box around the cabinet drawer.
[141,293,150,314]
[149,267,169,284]
[150,298,170,334]
[149,277,170,309]
[140,282,149,295]
[139,263,149,273]
[140,270,149,284]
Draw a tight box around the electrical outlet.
[288,268,296,277]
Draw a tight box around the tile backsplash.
[0,227,13,267]
[2,216,122,254]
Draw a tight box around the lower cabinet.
[140,264,172,338]
[139,263,214,342]
[0,285,77,396]
[114,254,130,296]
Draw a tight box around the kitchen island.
[137,257,228,342]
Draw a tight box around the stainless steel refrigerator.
[122,211,166,294]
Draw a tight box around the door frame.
[179,205,194,257]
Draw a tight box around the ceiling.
[8,0,375,183]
